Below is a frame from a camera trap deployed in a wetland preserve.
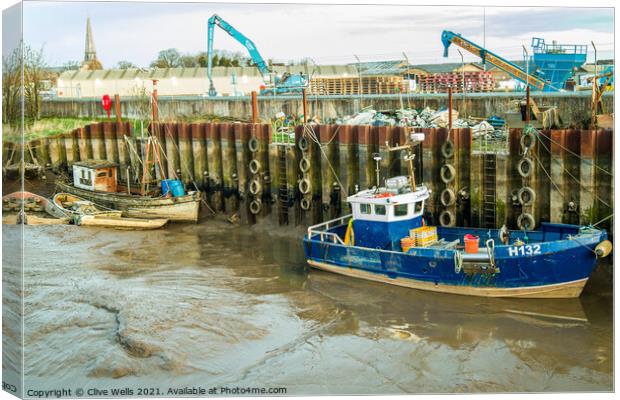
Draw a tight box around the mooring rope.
[303,123,345,190]
[525,125,613,176]
[529,126,611,209]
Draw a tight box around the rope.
[592,213,614,228]
[531,152,564,198]
[303,124,345,189]
[161,126,215,215]
[530,126,611,209]
[525,125,612,176]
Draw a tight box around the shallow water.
[2,219,613,394]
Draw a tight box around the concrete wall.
[41,91,613,128]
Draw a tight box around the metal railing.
[307,214,352,245]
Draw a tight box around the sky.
[13,1,616,68]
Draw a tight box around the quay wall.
[40,92,614,129]
[10,121,614,233]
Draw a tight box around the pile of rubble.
[335,107,506,139]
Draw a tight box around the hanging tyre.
[249,199,262,215]
[517,186,536,206]
[440,164,456,184]
[298,178,311,194]
[517,212,535,230]
[249,159,261,175]
[299,157,310,173]
[440,188,456,206]
[439,210,456,227]
[248,137,259,153]
[300,197,311,210]
[520,131,535,151]
[517,157,533,178]
[298,137,309,152]
[441,140,455,159]
[249,178,262,195]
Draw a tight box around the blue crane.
[207,14,306,96]
[441,30,552,91]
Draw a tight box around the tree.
[61,60,81,71]
[180,55,197,68]
[82,58,103,70]
[150,48,182,68]
[2,45,22,125]
[2,42,48,125]
[116,60,137,69]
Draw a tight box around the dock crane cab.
[207,14,307,96]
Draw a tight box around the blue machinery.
[442,31,587,91]
[207,14,306,96]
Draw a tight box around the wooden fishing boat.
[76,215,168,230]
[2,191,70,220]
[55,160,200,222]
[53,193,123,218]
[303,133,612,299]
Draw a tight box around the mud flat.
[2,221,612,394]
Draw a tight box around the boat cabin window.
[359,203,371,214]
[374,204,386,215]
[394,204,409,217]
[79,169,92,186]
[97,171,107,177]
[414,201,423,214]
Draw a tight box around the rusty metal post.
[525,86,531,123]
[302,88,308,123]
[152,79,159,122]
[114,94,122,122]
[448,86,453,130]
[251,91,259,123]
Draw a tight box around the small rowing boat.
[52,193,123,218]
[76,215,168,230]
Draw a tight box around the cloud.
[21,2,614,67]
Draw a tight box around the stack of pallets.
[417,71,496,93]
[308,76,408,95]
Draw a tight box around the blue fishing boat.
[303,134,611,299]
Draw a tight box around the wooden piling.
[116,122,131,171]
[77,126,92,161]
[191,123,207,190]
[114,94,122,122]
[177,123,193,185]
[220,123,238,213]
[90,123,106,160]
[164,123,180,180]
[206,123,224,211]
[102,122,119,164]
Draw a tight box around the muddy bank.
[1,219,612,394]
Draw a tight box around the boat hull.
[308,260,588,298]
[56,181,200,222]
[304,223,606,299]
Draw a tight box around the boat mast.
[385,131,424,191]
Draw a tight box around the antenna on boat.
[372,153,382,192]
[385,131,425,191]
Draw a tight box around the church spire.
[84,17,97,62]
[82,17,102,70]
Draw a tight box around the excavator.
[207,14,307,96]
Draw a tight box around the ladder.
[277,144,289,225]
[482,152,497,228]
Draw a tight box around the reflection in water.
[4,219,612,394]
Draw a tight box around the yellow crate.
[410,226,438,247]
